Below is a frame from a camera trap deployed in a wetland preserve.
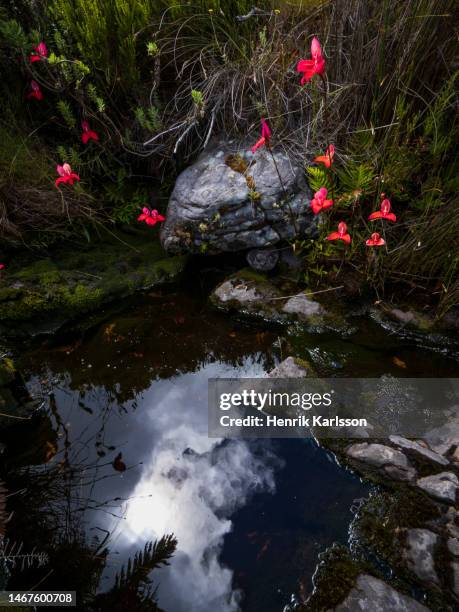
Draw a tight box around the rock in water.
[403,528,439,585]
[334,574,429,611]
[160,143,316,254]
[246,248,279,271]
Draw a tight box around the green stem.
[267,144,299,236]
[320,75,335,205]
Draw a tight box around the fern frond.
[306,166,330,193]
[337,163,374,199]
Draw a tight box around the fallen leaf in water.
[392,356,407,369]
[256,538,271,561]
[103,323,116,340]
[228,331,237,338]
[112,452,126,472]
[45,441,57,462]
[52,339,82,353]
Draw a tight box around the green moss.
[0,233,187,331]
[305,545,363,611]
[292,356,314,372]
[0,356,16,386]
[229,267,268,284]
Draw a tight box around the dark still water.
[5,289,457,611]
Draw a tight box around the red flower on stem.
[55,163,80,188]
[366,232,385,246]
[0,264,4,271]
[314,144,335,168]
[30,42,48,63]
[137,207,165,226]
[368,198,396,222]
[251,118,271,153]
[310,187,333,215]
[327,222,351,244]
[81,120,99,144]
[27,80,43,101]
[297,36,326,84]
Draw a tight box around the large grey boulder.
[333,574,429,611]
[160,142,316,254]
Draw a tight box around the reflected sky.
[16,291,373,611]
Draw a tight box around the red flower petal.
[313,154,330,168]
[251,137,266,153]
[297,59,314,72]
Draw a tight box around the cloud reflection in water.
[112,359,281,612]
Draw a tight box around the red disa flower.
[55,163,80,187]
[137,207,165,226]
[327,222,351,244]
[81,120,99,144]
[297,37,326,84]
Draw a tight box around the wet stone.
[452,561,459,597]
[267,357,310,378]
[423,409,459,456]
[346,442,416,482]
[416,472,459,504]
[447,537,459,557]
[246,248,279,271]
[403,528,439,585]
[282,293,324,319]
[333,574,429,611]
[389,435,450,467]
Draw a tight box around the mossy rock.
[0,356,16,386]
[304,544,365,611]
[210,268,353,335]
[0,233,187,335]
[210,267,286,323]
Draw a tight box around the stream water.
[3,282,459,612]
